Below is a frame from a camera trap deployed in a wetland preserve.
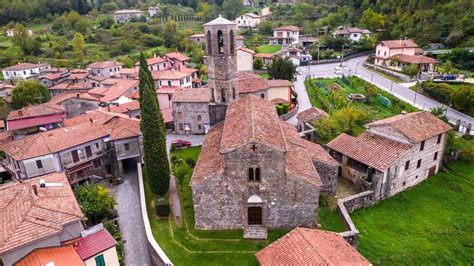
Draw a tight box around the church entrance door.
[248,207,262,225]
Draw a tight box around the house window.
[197,115,202,121]
[260,93,264,99]
[417,159,422,168]
[36,160,43,169]
[402,181,406,186]
[168,81,172,87]
[255,168,261,182]
[433,152,438,161]
[420,140,425,151]
[198,124,202,130]
[179,124,184,130]
[93,159,102,168]
[232,88,236,100]
[72,150,79,163]
[95,254,106,266]
[85,146,92,158]
[178,112,183,119]
[384,51,387,56]
[168,95,172,101]
[95,143,99,149]
[405,160,410,170]
[248,168,254,181]
[437,134,442,144]
[124,143,130,151]
[221,88,226,102]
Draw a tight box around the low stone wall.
[363,62,415,82]
[279,103,299,121]
[336,190,375,247]
[309,51,373,65]
[137,164,173,266]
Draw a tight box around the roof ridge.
[297,228,330,265]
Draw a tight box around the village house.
[238,72,294,104]
[5,28,33,37]
[2,63,51,81]
[163,51,190,71]
[269,26,300,46]
[15,225,120,266]
[327,111,451,201]
[87,61,123,78]
[235,13,262,29]
[256,228,370,265]
[296,107,329,141]
[39,71,70,88]
[157,85,180,109]
[333,26,371,42]
[236,46,255,72]
[0,172,84,266]
[172,88,211,135]
[48,92,100,118]
[189,33,206,44]
[135,56,168,72]
[0,111,142,184]
[148,5,160,17]
[88,78,139,103]
[255,53,274,67]
[190,95,339,238]
[119,68,138,79]
[6,103,66,138]
[113,9,144,23]
[0,82,14,103]
[375,39,437,73]
[152,70,194,89]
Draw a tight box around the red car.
[171,140,192,149]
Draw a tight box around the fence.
[307,51,373,66]
[363,62,415,82]
[137,164,173,266]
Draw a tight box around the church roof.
[204,15,236,26]
[190,95,333,186]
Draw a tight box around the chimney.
[32,185,38,196]
[401,110,407,115]
[127,108,132,118]
[107,104,111,112]
[89,118,93,124]
[76,93,80,98]
[18,110,23,117]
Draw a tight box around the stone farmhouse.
[113,9,144,23]
[0,110,142,184]
[0,172,84,266]
[2,63,51,81]
[333,26,371,42]
[375,39,437,73]
[190,95,339,239]
[269,26,300,46]
[327,111,451,201]
[256,228,370,265]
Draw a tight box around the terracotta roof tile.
[15,245,83,266]
[380,39,418,49]
[172,88,210,103]
[255,53,274,58]
[237,72,269,93]
[3,63,49,71]
[7,103,65,121]
[365,111,451,143]
[75,229,116,260]
[87,61,122,69]
[256,228,370,265]
[237,46,256,54]
[296,107,329,124]
[165,51,189,62]
[0,172,83,254]
[327,132,413,171]
[152,70,192,80]
[389,54,437,64]
[273,26,300,31]
[48,93,99,106]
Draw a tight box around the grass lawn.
[143,146,345,265]
[306,77,418,135]
[352,159,474,265]
[256,44,281,54]
[258,73,270,79]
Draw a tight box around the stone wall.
[279,103,299,121]
[209,104,227,126]
[313,159,338,195]
[173,102,210,134]
[137,164,173,266]
[336,190,375,247]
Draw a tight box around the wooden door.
[428,166,436,177]
[248,207,262,225]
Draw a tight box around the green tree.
[12,80,51,109]
[268,57,297,81]
[74,184,116,225]
[197,2,219,22]
[451,86,474,116]
[172,161,192,191]
[162,18,178,48]
[72,32,85,64]
[138,53,170,196]
[332,106,368,135]
[358,8,385,32]
[253,57,263,70]
[402,64,419,78]
[221,0,243,21]
[12,24,41,55]
[313,117,339,144]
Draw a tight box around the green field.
[255,44,281,54]
[352,159,474,265]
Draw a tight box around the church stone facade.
[190,95,339,238]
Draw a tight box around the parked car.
[441,74,457,81]
[171,140,192,149]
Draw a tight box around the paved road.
[166,133,206,149]
[115,170,151,266]
[293,56,473,126]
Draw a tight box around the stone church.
[190,95,339,239]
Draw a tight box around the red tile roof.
[106,100,140,114]
[327,132,413,171]
[365,111,451,143]
[75,229,116,260]
[256,228,370,266]
[87,61,122,69]
[172,88,210,103]
[273,25,300,31]
[380,39,418,49]
[389,54,437,64]
[296,107,329,124]
[165,51,189,62]
[255,53,274,58]
[48,93,99,106]
[0,172,83,254]
[3,63,49,71]
[237,46,256,54]
[237,72,269,93]
[152,70,192,80]
[7,103,65,121]
[157,86,181,94]
[15,245,84,266]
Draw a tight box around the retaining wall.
[363,63,415,82]
[137,164,173,266]
[279,103,299,121]
[336,190,375,247]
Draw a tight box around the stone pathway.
[168,174,182,225]
[114,170,151,266]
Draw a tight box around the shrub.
[402,64,419,77]
[282,103,290,114]
[185,158,195,167]
[253,57,263,70]
[450,86,474,116]
[74,184,116,225]
[422,82,453,104]
[276,105,284,116]
[155,196,170,217]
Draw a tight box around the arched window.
[232,87,236,100]
[248,168,254,181]
[206,31,212,55]
[221,88,225,102]
[211,88,215,102]
[255,168,261,182]
[217,30,224,54]
[230,30,235,54]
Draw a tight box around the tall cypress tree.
[138,53,170,196]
